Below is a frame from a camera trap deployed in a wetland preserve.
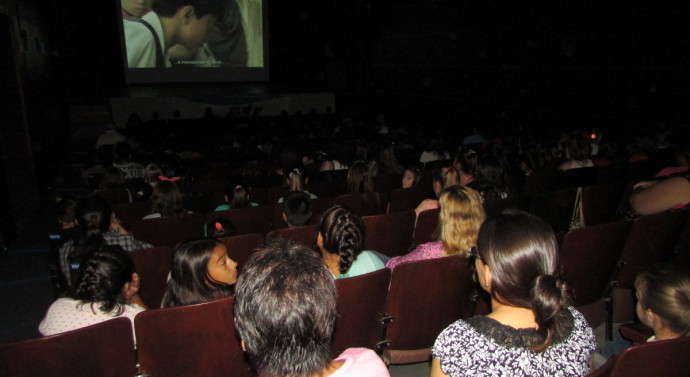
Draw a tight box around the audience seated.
[282,191,312,227]
[401,167,421,189]
[277,168,317,203]
[143,180,189,219]
[559,133,594,171]
[40,245,146,337]
[430,210,596,377]
[629,175,690,215]
[592,264,690,368]
[415,166,461,217]
[59,195,152,285]
[317,205,385,279]
[215,185,259,211]
[387,185,484,269]
[161,238,237,308]
[233,238,390,377]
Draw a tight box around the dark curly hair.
[318,205,365,274]
[74,245,135,316]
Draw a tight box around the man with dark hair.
[234,239,390,377]
[282,191,312,227]
[123,0,226,67]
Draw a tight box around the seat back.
[0,318,136,377]
[362,211,415,257]
[131,213,205,248]
[218,233,265,271]
[94,189,131,205]
[207,206,273,236]
[114,201,152,228]
[560,221,631,307]
[608,336,690,377]
[582,183,625,226]
[412,208,439,246]
[558,167,597,189]
[135,297,253,377]
[266,225,319,252]
[615,210,688,288]
[528,187,578,232]
[332,268,391,356]
[384,256,476,364]
[389,187,429,213]
[130,246,174,309]
[334,193,385,216]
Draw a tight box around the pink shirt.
[329,348,390,377]
[385,241,445,270]
[39,298,144,340]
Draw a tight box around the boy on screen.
[124,0,226,68]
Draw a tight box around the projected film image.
[118,0,266,83]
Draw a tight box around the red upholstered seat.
[0,317,136,377]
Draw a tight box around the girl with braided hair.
[431,210,596,377]
[40,245,146,337]
[317,205,385,279]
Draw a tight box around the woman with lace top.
[431,210,596,377]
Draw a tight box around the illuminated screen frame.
[115,0,269,84]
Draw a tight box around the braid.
[73,247,133,316]
[319,205,365,275]
[337,222,362,274]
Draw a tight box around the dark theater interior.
[1,1,689,376]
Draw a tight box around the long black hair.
[161,238,234,308]
[477,210,572,352]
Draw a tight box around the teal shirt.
[214,202,259,211]
[333,250,385,280]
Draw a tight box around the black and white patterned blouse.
[432,307,596,377]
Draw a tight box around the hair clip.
[235,185,243,190]
[158,176,181,182]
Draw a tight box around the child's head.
[283,191,312,227]
[635,264,690,338]
[347,161,373,194]
[162,238,237,308]
[317,205,365,275]
[151,180,186,217]
[144,163,162,185]
[55,196,78,229]
[286,169,305,192]
[401,167,421,189]
[227,185,249,208]
[74,245,135,315]
[152,0,226,52]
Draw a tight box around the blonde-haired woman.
[387,185,485,269]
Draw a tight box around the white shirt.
[124,11,171,68]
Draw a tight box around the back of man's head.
[153,0,226,18]
[234,239,336,377]
[283,191,312,227]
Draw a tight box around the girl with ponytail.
[431,210,596,377]
[317,205,385,279]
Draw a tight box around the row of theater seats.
[6,216,690,377]
[112,180,627,251]
[0,255,476,377]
